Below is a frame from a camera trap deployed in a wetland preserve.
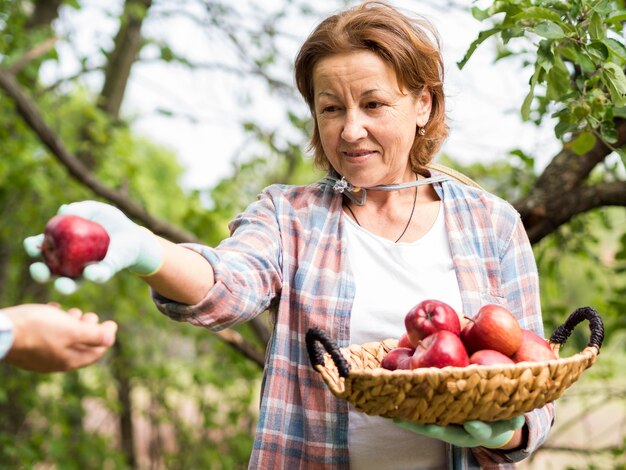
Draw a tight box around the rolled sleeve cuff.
[471,403,555,466]
[0,311,14,361]
[151,244,251,332]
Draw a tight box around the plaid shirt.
[155,172,555,469]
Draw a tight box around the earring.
[418,127,426,136]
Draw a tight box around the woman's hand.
[24,201,163,294]
[394,415,525,449]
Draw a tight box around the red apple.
[409,331,470,369]
[41,214,110,278]
[461,304,522,356]
[381,347,414,370]
[469,349,515,366]
[405,299,461,347]
[512,329,557,362]
[397,333,413,349]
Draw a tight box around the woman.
[26,1,553,467]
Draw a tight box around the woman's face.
[313,50,432,188]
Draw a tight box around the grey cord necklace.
[344,172,418,243]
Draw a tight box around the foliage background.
[1,0,625,468]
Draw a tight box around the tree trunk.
[100,0,153,119]
[112,339,137,469]
[26,0,63,31]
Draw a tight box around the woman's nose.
[341,111,367,142]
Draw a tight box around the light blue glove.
[24,201,163,295]
[395,415,525,449]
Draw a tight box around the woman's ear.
[415,87,432,127]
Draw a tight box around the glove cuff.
[128,227,164,277]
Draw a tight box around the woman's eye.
[321,105,340,113]
[364,101,383,109]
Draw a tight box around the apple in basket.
[397,332,413,349]
[469,349,515,366]
[461,304,522,357]
[512,329,557,363]
[405,299,462,347]
[381,347,414,371]
[409,331,470,369]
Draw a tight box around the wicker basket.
[306,306,604,426]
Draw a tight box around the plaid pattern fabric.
[154,172,554,469]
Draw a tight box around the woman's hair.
[294,1,448,172]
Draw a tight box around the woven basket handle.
[306,327,351,378]
[549,306,604,351]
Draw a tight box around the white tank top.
[345,204,462,470]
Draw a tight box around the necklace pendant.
[333,177,353,194]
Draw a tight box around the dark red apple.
[41,214,110,278]
[469,349,515,366]
[405,299,461,347]
[381,347,414,370]
[512,329,557,363]
[461,304,522,356]
[409,331,470,369]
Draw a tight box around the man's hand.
[3,303,118,373]
[395,415,525,449]
[24,200,163,294]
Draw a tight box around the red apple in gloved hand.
[405,299,461,347]
[409,331,470,369]
[461,304,522,356]
[41,214,110,278]
[512,329,557,363]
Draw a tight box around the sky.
[50,0,560,191]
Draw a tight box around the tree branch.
[8,37,59,75]
[523,180,626,243]
[0,67,266,368]
[515,119,626,243]
[0,67,197,243]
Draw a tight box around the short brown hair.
[294,1,447,172]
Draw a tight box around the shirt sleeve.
[152,189,284,331]
[0,311,14,360]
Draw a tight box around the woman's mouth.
[342,149,375,162]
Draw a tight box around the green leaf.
[488,1,517,16]
[589,13,605,41]
[546,57,571,100]
[555,119,575,139]
[512,7,564,24]
[457,28,501,69]
[600,121,619,144]
[588,41,609,61]
[571,132,597,155]
[614,106,626,119]
[522,64,542,121]
[537,40,555,72]
[603,38,626,61]
[603,62,626,107]
[607,10,626,25]
[471,6,490,21]
[532,21,566,39]
[574,50,597,73]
